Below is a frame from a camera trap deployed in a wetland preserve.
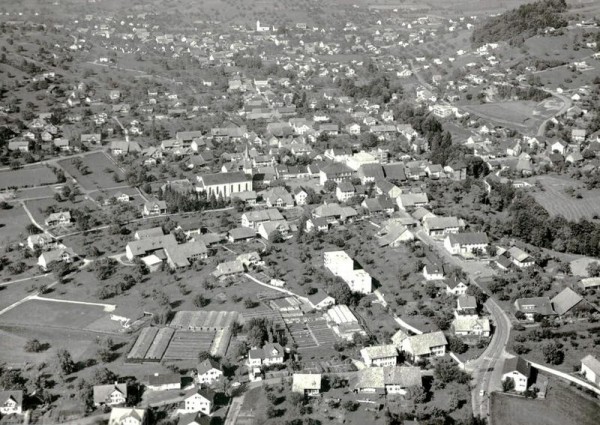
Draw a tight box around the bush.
[24,339,47,353]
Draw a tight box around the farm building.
[170,311,241,331]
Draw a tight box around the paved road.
[536,88,572,137]
[415,229,511,420]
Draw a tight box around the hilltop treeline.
[471,0,568,46]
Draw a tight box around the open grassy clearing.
[0,204,34,243]
[25,196,100,229]
[528,175,600,221]
[0,166,58,189]
[58,152,127,191]
[461,101,547,130]
[491,377,600,425]
[0,299,109,329]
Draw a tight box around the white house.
[38,247,77,271]
[324,250,372,294]
[181,388,215,415]
[45,211,71,227]
[292,374,322,397]
[452,316,491,337]
[248,343,285,367]
[360,345,398,367]
[27,234,58,251]
[393,330,447,363]
[354,366,421,395]
[196,359,223,385]
[93,382,128,406]
[108,408,147,425]
[142,199,167,216]
[0,391,23,415]
[581,355,600,386]
[307,291,335,310]
[501,356,531,392]
[444,232,489,256]
[145,373,181,391]
[445,277,468,295]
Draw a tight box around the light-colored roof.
[108,407,146,425]
[405,331,448,356]
[93,383,127,404]
[292,374,322,392]
[243,208,284,223]
[551,287,583,316]
[361,344,398,360]
[355,366,421,390]
[452,316,490,333]
[581,354,600,376]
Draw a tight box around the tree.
[90,367,118,385]
[434,359,470,384]
[406,385,427,403]
[97,337,115,362]
[198,351,213,362]
[542,341,564,365]
[448,336,468,354]
[586,261,600,277]
[24,339,47,352]
[323,180,337,192]
[56,349,75,376]
[193,294,211,307]
[342,400,359,412]
[502,377,515,392]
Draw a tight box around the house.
[0,390,23,415]
[45,211,71,227]
[445,277,468,295]
[324,251,372,294]
[456,295,478,315]
[248,343,285,367]
[423,216,464,238]
[336,181,355,203]
[307,291,335,310]
[109,141,141,155]
[397,193,429,211]
[38,247,77,271]
[93,382,128,406]
[228,227,257,243]
[293,188,308,206]
[319,163,353,185]
[212,260,245,279]
[27,234,58,251]
[452,316,491,337]
[444,161,467,181]
[143,199,167,216]
[231,190,257,207]
[551,287,583,316]
[257,220,291,241]
[377,222,415,247]
[108,408,147,425]
[241,209,284,229]
[196,359,223,384]
[394,330,448,363]
[444,232,489,256]
[305,217,330,233]
[580,355,600,386]
[506,246,534,268]
[81,133,102,144]
[181,388,215,415]
[196,172,252,199]
[502,356,531,392]
[579,277,600,291]
[178,413,212,425]
[8,140,31,152]
[292,374,322,397]
[135,227,165,240]
[514,297,555,321]
[360,345,398,367]
[325,305,367,340]
[263,187,294,208]
[354,366,422,395]
[145,373,181,391]
[571,128,587,143]
[550,140,568,155]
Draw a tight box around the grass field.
[491,378,600,425]
[529,175,600,220]
[462,101,547,130]
[0,299,108,329]
[0,166,58,189]
[0,204,34,243]
[58,152,126,191]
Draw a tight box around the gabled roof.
[199,172,250,186]
[515,297,555,316]
[93,383,127,404]
[551,287,583,316]
[447,232,489,246]
[581,354,600,376]
[502,356,530,378]
[292,374,321,392]
[197,358,222,375]
[308,291,334,306]
[404,331,448,356]
[361,344,397,359]
[0,390,23,407]
[185,387,216,403]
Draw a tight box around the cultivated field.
[529,175,600,220]
[0,166,58,189]
[491,379,600,425]
[58,152,126,191]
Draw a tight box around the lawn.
[528,175,600,221]
[491,378,600,425]
[0,204,34,244]
[58,152,127,191]
[0,299,108,329]
[461,101,543,130]
[0,166,58,189]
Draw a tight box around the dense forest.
[471,0,568,46]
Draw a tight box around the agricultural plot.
[145,327,175,361]
[307,320,338,347]
[58,152,126,191]
[162,330,215,361]
[127,327,159,361]
[530,176,600,220]
[287,322,319,351]
[0,166,58,189]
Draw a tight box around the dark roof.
[197,358,222,375]
[146,373,181,386]
[503,356,531,378]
